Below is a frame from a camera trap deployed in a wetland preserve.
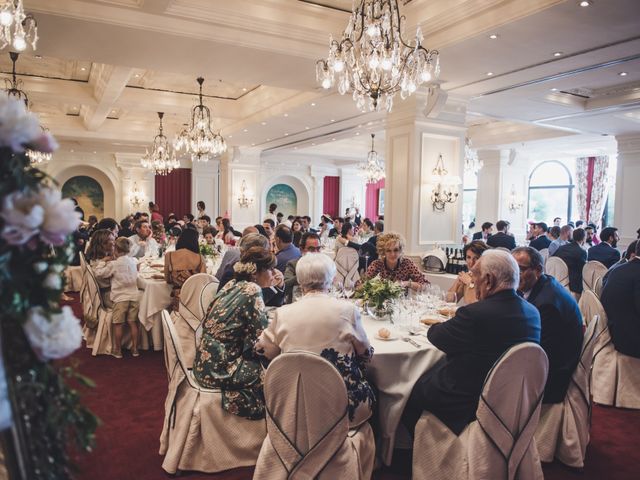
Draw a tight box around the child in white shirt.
[94,237,141,358]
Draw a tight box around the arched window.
[528,160,574,224]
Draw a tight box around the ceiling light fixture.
[237,180,254,208]
[359,133,385,184]
[489,34,498,40]
[26,127,51,164]
[316,0,440,112]
[0,0,38,52]
[579,1,592,6]
[174,77,227,162]
[553,52,563,57]
[619,72,628,76]
[550,88,559,92]
[486,72,494,76]
[141,112,179,176]
[464,137,483,175]
[4,51,28,106]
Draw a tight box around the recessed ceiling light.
[311,143,316,146]
[70,149,74,153]
[331,138,336,141]
[80,67,86,71]
[579,0,592,6]
[311,103,316,106]
[242,87,247,92]
[228,135,232,138]
[619,71,628,76]
[134,74,140,78]
[284,113,288,117]
[261,121,267,125]
[486,72,494,76]
[251,143,255,146]
[489,34,498,40]
[330,119,335,122]
[93,151,97,154]
[284,133,289,136]
[550,88,559,92]
[305,126,309,130]
[266,138,271,141]
[553,52,563,57]
[294,147,298,150]
[355,132,360,136]
[243,128,248,132]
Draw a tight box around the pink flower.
[0,94,42,153]
[38,188,81,246]
[0,190,43,245]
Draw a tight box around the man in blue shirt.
[274,224,301,273]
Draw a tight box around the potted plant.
[355,275,404,320]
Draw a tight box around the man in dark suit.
[403,250,541,435]
[513,247,583,403]
[487,220,516,250]
[472,221,493,241]
[601,241,640,358]
[588,226,621,269]
[338,220,383,271]
[328,217,344,238]
[529,222,552,251]
[553,228,587,295]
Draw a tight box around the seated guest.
[274,224,300,273]
[193,246,276,419]
[601,241,640,358]
[284,232,321,303]
[585,223,600,246]
[335,222,355,254]
[118,217,135,238]
[365,232,427,291]
[548,225,561,244]
[486,220,516,250]
[553,217,562,227]
[588,226,621,269]
[202,226,218,245]
[262,218,275,239]
[198,215,212,234]
[338,219,384,271]
[129,219,159,258]
[357,218,374,240]
[151,220,166,246]
[300,215,316,233]
[257,253,375,426]
[472,221,493,241]
[603,240,638,287]
[448,241,489,305]
[328,217,344,238]
[85,228,116,306]
[164,229,206,311]
[291,218,303,247]
[219,218,237,245]
[512,247,583,403]
[553,228,588,295]
[164,213,177,233]
[402,250,541,435]
[216,227,259,281]
[548,224,573,256]
[529,222,552,251]
[93,237,142,358]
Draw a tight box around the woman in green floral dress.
[193,246,276,420]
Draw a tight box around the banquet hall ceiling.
[4,0,640,161]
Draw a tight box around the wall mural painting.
[61,175,104,220]
[266,184,297,217]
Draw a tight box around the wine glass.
[343,280,355,298]
[332,281,344,298]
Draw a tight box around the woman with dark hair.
[164,228,206,311]
[194,246,276,419]
[197,200,206,217]
[291,218,303,247]
[219,217,236,245]
[149,201,163,223]
[85,228,116,306]
[448,240,490,305]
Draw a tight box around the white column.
[475,150,503,228]
[191,159,219,217]
[384,90,467,255]
[312,174,325,226]
[614,134,640,248]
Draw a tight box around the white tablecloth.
[425,272,457,291]
[362,315,445,465]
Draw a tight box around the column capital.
[616,134,640,155]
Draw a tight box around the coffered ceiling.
[4,0,639,161]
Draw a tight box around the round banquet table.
[424,272,458,292]
[362,314,445,466]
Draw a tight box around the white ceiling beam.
[82,63,134,131]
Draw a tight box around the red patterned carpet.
[64,296,640,480]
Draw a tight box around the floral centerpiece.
[355,275,404,319]
[198,241,218,258]
[0,94,98,479]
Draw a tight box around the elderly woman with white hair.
[256,253,375,427]
[402,249,541,436]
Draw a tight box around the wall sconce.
[129,182,145,209]
[430,153,461,211]
[349,194,360,209]
[237,180,254,208]
[507,184,524,212]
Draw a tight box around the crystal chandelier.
[0,1,38,52]
[141,112,180,176]
[26,128,52,164]
[430,153,461,211]
[316,0,440,112]
[129,182,145,209]
[174,77,226,162]
[4,51,27,106]
[359,133,385,183]
[464,137,482,174]
[237,180,254,208]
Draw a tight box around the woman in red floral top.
[365,232,428,291]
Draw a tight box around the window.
[462,169,477,232]
[528,160,574,224]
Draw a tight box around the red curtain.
[365,178,385,221]
[585,157,595,221]
[154,168,192,218]
[323,176,340,218]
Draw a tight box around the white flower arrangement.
[233,261,257,275]
[0,93,42,152]
[23,306,83,362]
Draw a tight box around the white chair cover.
[535,316,601,467]
[80,263,100,349]
[253,352,375,480]
[582,261,607,297]
[169,273,216,369]
[539,248,549,266]
[413,343,548,480]
[159,312,266,474]
[64,266,83,292]
[590,297,640,409]
[545,257,570,290]
[334,247,360,287]
[84,266,149,356]
[578,290,601,327]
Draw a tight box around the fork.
[402,337,421,348]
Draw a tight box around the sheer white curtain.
[576,158,589,222]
